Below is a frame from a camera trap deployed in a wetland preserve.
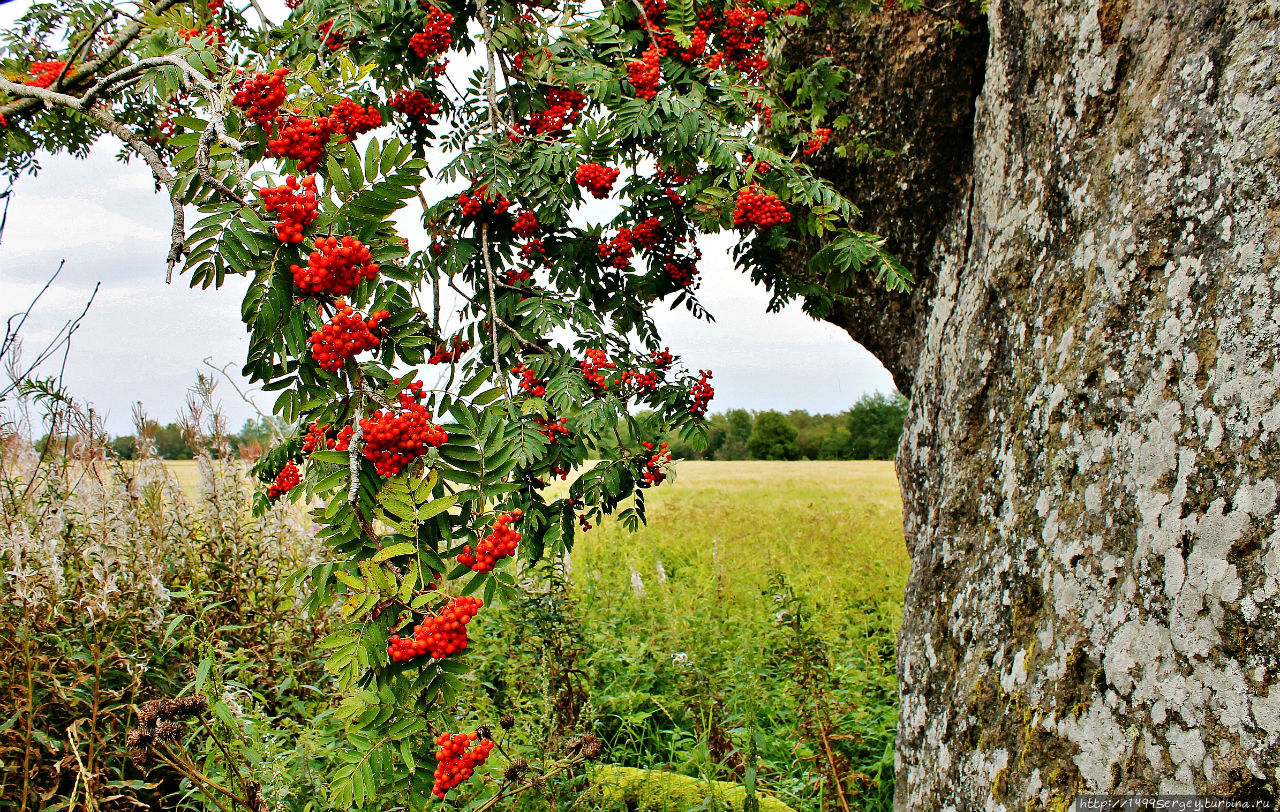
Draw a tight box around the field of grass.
[156,457,907,810]
[470,461,909,811]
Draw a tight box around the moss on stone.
[589,766,797,812]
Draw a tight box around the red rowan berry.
[232,68,288,127]
[317,20,346,49]
[308,301,389,372]
[390,89,441,125]
[359,386,448,477]
[327,98,383,140]
[302,422,328,452]
[457,184,511,221]
[650,347,674,369]
[428,335,470,364]
[639,441,670,486]
[387,595,483,664]
[664,257,699,288]
[519,238,547,265]
[535,416,570,443]
[803,127,832,155]
[457,509,522,572]
[631,216,663,250]
[267,460,301,499]
[574,163,620,199]
[267,114,333,172]
[258,174,318,243]
[599,229,634,270]
[527,87,586,137]
[409,5,453,58]
[580,348,617,393]
[512,362,545,395]
[512,210,539,238]
[26,60,71,88]
[627,44,661,100]
[429,730,494,797]
[732,186,790,231]
[291,236,379,296]
[689,370,714,416]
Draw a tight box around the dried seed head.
[476,724,493,740]
[126,727,152,749]
[499,713,515,730]
[136,700,163,726]
[502,758,529,782]
[127,746,151,766]
[154,720,182,743]
[579,733,604,761]
[169,694,209,718]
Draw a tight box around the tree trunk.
[795,1,1280,806]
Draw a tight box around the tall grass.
[0,390,327,811]
[470,461,908,812]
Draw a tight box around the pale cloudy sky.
[0,8,893,435]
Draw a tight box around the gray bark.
[798,1,1280,807]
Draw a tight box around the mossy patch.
[590,766,797,812]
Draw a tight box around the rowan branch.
[0,0,188,120]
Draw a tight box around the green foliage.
[590,766,796,812]
[844,391,907,460]
[745,411,802,460]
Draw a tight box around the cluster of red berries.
[640,441,670,486]
[512,210,539,237]
[733,186,790,231]
[458,509,522,572]
[803,127,832,155]
[519,238,546,264]
[599,229,634,270]
[458,184,512,221]
[664,257,699,288]
[267,114,332,172]
[178,25,225,46]
[620,369,659,392]
[387,595,482,663]
[632,217,663,250]
[26,60,71,88]
[409,5,453,57]
[301,421,329,452]
[656,166,687,205]
[651,347,674,368]
[291,236,380,296]
[232,69,289,127]
[390,90,441,125]
[744,154,771,174]
[535,416,571,443]
[574,163,620,199]
[581,348,617,393]
[524,87,586,137]
[431,731,494,798]
[505,267,534,287]
[627,44,661,100]
[317,20,346,49]
[360,384,449,476]
[513,362,546,395]
[259,174,318,243]
[308,302,389,371]
[689,370,714,416]
[428,335,470,364]
[267,461,301,499]
[327,98,383,141]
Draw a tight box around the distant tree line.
[109,417,283,460]
[667,391,908,461]
[104,394,907,462]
